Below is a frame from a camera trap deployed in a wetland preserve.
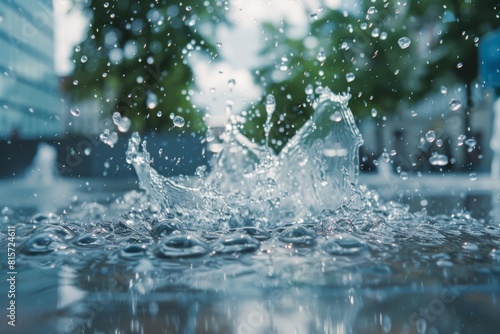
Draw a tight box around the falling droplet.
[80,55,88,63]
[330,111,342,122]
[265,94,276,116]
[425,130,436,143]
[367,6,376,15]
[146,91,158,109]
[465,138,476,148]
[228,79,236,92]
[112,112,131,132]
[371,108,378,117]
[429,154,449,166]
[305,84,314,95]
[457,134,466,146]
[440,86,448,95]
[469,172,477,181]
[70,108,80,117]
[173,115,185,127]
[316,47,326,62]
[381,152,390,163]
[449,99,462,111]
[346,72,355,82]
[371,28,380,38]
[100,129,118,147]
[398,37,411,49]
[400,172,408,180]
[157,111,162,117]
[84,147,92,156]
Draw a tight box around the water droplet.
[150,219,185,238]
[305,84,314,95]
[398,37,411,49]
[465,138,476,148]
[216,41,222,48]
[457,134,466,146]
[371,108,377,117]
[429,154,448,166]
[371,28,380,38]
[185,5,192,11]
[80,55,88,63]
[436,139,443,147]
[206,129,215,142]
[346,72,355,82]
[330,111,342,122]
[469,172,477,181]
[382,152,390,163]
[310,13,318,20]
[457,62,463,69]
[400,172,408,180]
[157,111,162,117]
[449,98,462,111]
[425,130,436,143]
[380,32,388,40]
[440,86,448,95]
[367,6,376,14]
[228,78,236,91]
[316,47,326,62]
[173,115,185,127]
[84,147,92,156]
[265,94,276,116]
[100,129,119,147]
[146,91,158,109]
[103,2,109,8]
[70,108,80,117]
[112,112,131,132]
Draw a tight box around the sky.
[53,0,343,126]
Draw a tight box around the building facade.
[0,0,61,139]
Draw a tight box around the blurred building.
[0,0,61,139]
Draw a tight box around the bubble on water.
[80,55,88,63]
[398,37,411,49]
[469,173,477,181]
[305,84,314,95]
[265,94,276,116]
[316,47,326,62]
[154,235,209,258]
[173,115,185,127]
[449,98,462,111]
[100,129,119,147]
[440,86,448,95]
[146,91,158,109]
[429,153,448,166]
[346,72,355,82]
[70,108,80,117]
[425,130,436,143]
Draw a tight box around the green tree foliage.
[242,0,500,153]
[70,0,226,133]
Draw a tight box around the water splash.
[126,87,363,229]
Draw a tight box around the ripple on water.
[150,219,185,238]
[154,235,209,258]
[19,232,65,255]
[211,233,261,255]
[323,234,367,256]
[278,225,317,246]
